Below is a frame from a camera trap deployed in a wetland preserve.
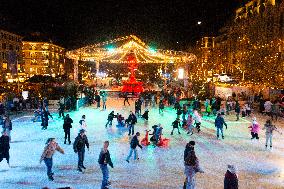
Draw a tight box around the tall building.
[0,29,23,82]
[22,38,65,78]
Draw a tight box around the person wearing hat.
[73,129,89,172]
[126,132,142,163]
[224,165,238,189]
[248,117,260,140]
[171,118,181,135]
[215,113,227,139]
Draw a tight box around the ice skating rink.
[1,98,283,189]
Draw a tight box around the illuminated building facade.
[0,29,23,82]
[22,41,65,77]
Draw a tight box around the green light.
[148,47,157,54]
[106,45,116,53]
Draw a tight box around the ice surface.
[1,98,283,189]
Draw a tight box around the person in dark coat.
[215,113,228,139]
[235,101,240,121]
[141,109,149,121]
[0,131,10,166]
[184,141,195,162]
[224,165,238,189]
[63,114,73,144]
[58,103,65,119]
[95,92,101,108]
[41,109,53,130]
[159,100,164,114]
[98,141,113,189]
[126,132,142,163]
[73,129,89,172]
[105,111,115,127]
[123,93,130,106]
[171,118,181,135]
[127,111,137,136]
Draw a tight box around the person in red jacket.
[224,164,238,189]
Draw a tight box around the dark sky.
[1,0,243,50]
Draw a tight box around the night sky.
[1,0,244,50]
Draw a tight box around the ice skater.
[98,141,113,189]
[123,93,130,106]
[171,118,181,135]
[41,109,53,130]
[186,114,194,135]
[79,115,87,131]
[159,99,164,114]
[192,110,202,133]
[73,129,89,172]
[63,114,73,144]
[126,132,143,163]
[0,131,10,166]
[235,101,240,121]
[105,111,115,127]
[262,119,282,149]
[40,138,64,181]
[127,111,137,136]
[141,109,149,121]
[215,113,227,139]
[2,115,12,141]
[248,117,260,140]
[224,165,238,189]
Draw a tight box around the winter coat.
[107,112,115,121]
[184,145,194,161]
[73,134,89,152]
[235,103,240,113]
[187,116,193,126]
[142,110,149,120]
[215,116,227,129]
[127,114,137,125]
[248,122,260,134]
[98,148,113,168]
[3,119,12,131]
[224,170,238,189]
[40,142,64,161]
[0,135,10,159]
[192,112,202,124]
[159,101,164,109]
[130,135,142,149]
[263,124,277,135]
[63,117,73,131]
[172,120,181,128]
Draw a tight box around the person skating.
[73,129,89,172]
[98,141,113,189]
[126,132,143,163]
[40,138,64,181]
[105,111,115,128]
[262,119,282,149]
[41,109,53,130]
[171,118,181,135]
[127,111,137,136]
[224,165,238,189]
[248,117,260,140]
[192,110,202,133]
[184,150,204,189]
[159,99,164,114]
[123,93,130,106]
[235,101,240,121]
[63,114,73,144]
[79,115,87,131]
[141,109,149,121]
[215,113,227,139]
[186,114,194,135]
[58,102,65,119]
[95,92,101,108]
[102,91,107,110]
[2,115,12,141]
[0,131,10,166]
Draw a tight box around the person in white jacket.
[79,115,87,132]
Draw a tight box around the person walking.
[186,114,194,135]
[126,132,143,163]
[63,114,73,144]
[248,117,260,140]
[2,115,12,141]
[184,141,195,162]
[171,118,181,135]
[105,111,115,128]
[184,150,204,189]
[98,141,113,189]
[0,131,10,166]
[58,102,65,119]
[215,113,227,139]
[73,129,89,172]
[41,109,52,130]
[262,119,282,149]
[95,92,101,108]
[127,111,137,136]
[102,91,107,110]
[40,138,64,181]
[224,165,238,189]
[192,110,202,133]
